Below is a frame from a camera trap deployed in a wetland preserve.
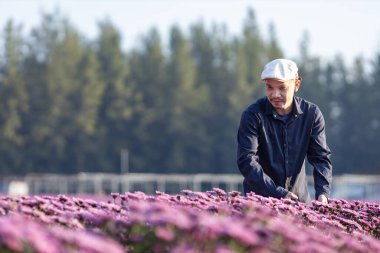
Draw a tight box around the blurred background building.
[2,173,380,201]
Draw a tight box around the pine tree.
[127,28,168,172]
[96,20,134,172]
[0,21,28,174]
[165,25,211,172]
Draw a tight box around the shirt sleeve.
[237,110,288,198]
[307,106,333,199]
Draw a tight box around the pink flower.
[155,226,175,241]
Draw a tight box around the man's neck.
[276,105,293,116]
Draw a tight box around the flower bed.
[0,189,379,252]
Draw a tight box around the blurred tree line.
[0,9,379,176]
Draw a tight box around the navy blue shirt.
[237,96,332,204]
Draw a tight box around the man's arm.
[237,110,289,199]
[307,107,333,201]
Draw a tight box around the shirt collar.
[293,96,303,115]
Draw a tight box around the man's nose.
[272,89,281,98]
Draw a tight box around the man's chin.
[271,102,284,109]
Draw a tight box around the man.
[237,58,332,205]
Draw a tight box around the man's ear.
[294,79,301,92]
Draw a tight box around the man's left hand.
[317,194,328,204]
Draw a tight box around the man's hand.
[317,194,328,204]
[285,191,299,201]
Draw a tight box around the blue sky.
[1,0,380,65]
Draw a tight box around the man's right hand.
[285,191,299,201]
[317,194,328,204]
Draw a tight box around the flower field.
[0,189,380,253]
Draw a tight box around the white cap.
[261,59,298,81]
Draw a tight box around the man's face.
[265,78,300,115]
